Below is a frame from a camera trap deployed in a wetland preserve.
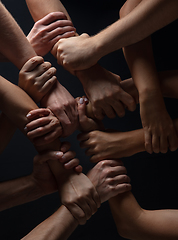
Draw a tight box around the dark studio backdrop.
[0,0,178,239]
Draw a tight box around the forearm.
[94,0,178,58]
[0,76,75,189]
[26,0,72,22]
[21,205,78,240]
[0,112,16,154]
[0,2,36,69]
[109,192,178,240]
[0,175,44,212]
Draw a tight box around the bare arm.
[109,191,178,240]
[0,2,36,69]
[22,159,131,240]
[0,113,16,153]
[32,0,178,72]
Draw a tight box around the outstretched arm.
[26,0,178,72]
[109,191,178,240]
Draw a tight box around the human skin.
[120,0,178,155]
[0,1,102,224]
[21,159,131,240]
[0,2,78,137]
[0,142,79,212]
[78,71,178,162]
[34,0,178,72]
[25,0,137,121]
[109,191,178,240]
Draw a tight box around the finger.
[114,183,132,195]
[144,129,153,154]
[106,166,128,178]
[34,150,63,164]
[66,203,87,225]
[160,134,168,153]
[118,90,136,112]
[39,76,57,95]
[92,106,105,120]
[60,141,71,153]
[49,31,76,47]
[25,117,51,132]
[27,119,61,140]
[152,134,160,153]
[74,165,83,174]
[47,19,75,33]
[26,108,50,120]
[22,56,44,72]
[38,12,68,25]
[168,131,178,152]
[109,101,125,118]
[77,133,89,141]
[59,150,76,164]
[37,67,57,87]
[75,199,92,221]
[64,158,80,170]
[34,61,52,77]
[101,104,116,119]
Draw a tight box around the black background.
[0,0,178,239]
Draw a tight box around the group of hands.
[18,11,178,224]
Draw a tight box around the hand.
[40,81,79,137]
[76,96,104,132]
[25,108,62,146]
[19,56,57,103]
[59,172,101,225]
[140,90,178,153]
[59,141,83,173]
[87,159,131,203]
[77,64,136,120]
[51,33,98,73]
[27,12,76,56]
[78,130,140,162]
[31,142,81,195]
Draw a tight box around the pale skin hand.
[76,64,136,120]
[19,56,57,103]
[52,33,99,73]
[27,12,76,57]
[40,81,79,137]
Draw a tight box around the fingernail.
[26,113,31,118]
[24,126,28,132]
[79,98,84,104]
[56,152,63,158]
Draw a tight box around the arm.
[0,113,16,154]
[26,0,136,120]
[109,191,178,240]
[0,75,101,224]
[0,1,36,69]
[22,159,131,240]
[30,0,178,72]
[120,0,178,155]
[77,71,178,162]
